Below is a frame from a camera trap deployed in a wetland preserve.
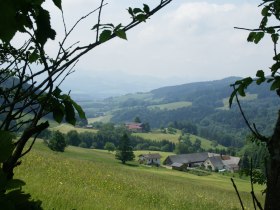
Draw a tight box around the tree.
[115,133,135,164]
[134,116,141,123]
[66,130,81,146]
[104,142,115,152]
[0,0,173,183]
[142,122,151,132]
[174,142,189,154]
[230,1,280,209]
[48,131,67,152]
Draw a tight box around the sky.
[43,0,273,98]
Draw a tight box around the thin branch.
[250,158,257,210]
[96,0,105,42]
[234,26,280,31]
[231,178,245,210]
[233,86,269,142]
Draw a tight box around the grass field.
[87,115,113,123]
[132,131,226,150]
[50,123,98,134]
[14,140,264,210]
[148,101,192,110]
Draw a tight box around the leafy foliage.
[48,131,67,152]
[230,1,280,106]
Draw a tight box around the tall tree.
[0,0,173,182]
[230,1,280,209]
[115,133,135,164]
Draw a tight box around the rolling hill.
[80,77,279,148]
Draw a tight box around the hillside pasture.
[132,131,226,150]
[87,114,113,123]
[50,123,98,134]
[15,141,264,210]
[148,101,192,110]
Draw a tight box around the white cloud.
[39,1,274,92]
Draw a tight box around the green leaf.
[266,27,275,34]
[272,33,279,44]
[53,87,62,97]
[99,30,112,43]
[64,101,76,125]
[270,77,280,90]
[237,86,246,97]
[133,8,143,14]
[114,24,122,31]
[247,32,256,42]
[254,32,265,44]
[52,0,62,10]
[0,1,18,42]
[71,100,86,120]
[35,8,56,46]
[260,17,268,29]
[0,131,15,163]
[271,62,280,73]
[256,70,265,78]
[53,105,64,123]
[261,6,269,16]
[135,14,147,22]
[143,4,150,13]
[115,29,127,40]
[28,50,40,63]
[127,7,134,17]
[229,89,237,108]
[273,53,280,61]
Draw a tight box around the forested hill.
[82,77,279,148]
[150,77,241,103]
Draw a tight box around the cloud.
[43,1,273,91]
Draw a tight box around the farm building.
[171,162,188,171]
[125,122,143,132]
[203,156,224,171]
[163,152,209,167]
[164,152,240,172]
[138,153,161,166]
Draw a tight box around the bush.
[48,131,67,152]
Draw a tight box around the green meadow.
[50,123,98,134]
[14,140,264,210]
[148,101,192,110]
[132,131,226,150]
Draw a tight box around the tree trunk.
[2,121,49,180]
[264,111,280,210]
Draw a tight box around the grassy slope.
[132,131,226,150]
[50,123,98,134]
[15,140,263,210]
[148,101,192,110]
[87,115,112,123]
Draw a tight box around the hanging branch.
[232,85,269,143]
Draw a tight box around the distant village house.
[138,153,162,166]
[125,122,143,132]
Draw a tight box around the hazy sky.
[44,0,273,96]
